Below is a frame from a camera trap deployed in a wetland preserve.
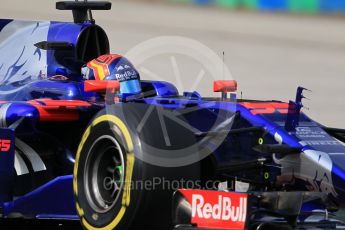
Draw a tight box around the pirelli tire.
[74,103,201,230]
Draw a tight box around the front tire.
[74,114,136,230]
[74,104,201,230]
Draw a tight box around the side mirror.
[34,41,73,51]
[213,80,237,101]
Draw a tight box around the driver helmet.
[82,54,142,95]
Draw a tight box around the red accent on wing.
[84,80,120,93]
[214,80,238,93]
[240,102,289,115]
[28,99,91,122]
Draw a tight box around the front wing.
[172,189,344,230]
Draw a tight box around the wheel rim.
[84,135,125,213]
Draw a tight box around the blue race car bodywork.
[0,1,345,229]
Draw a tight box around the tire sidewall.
[74,104,201,230]
[74,113,143,230]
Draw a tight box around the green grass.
[288,0,319,13]
[216,0,242,8]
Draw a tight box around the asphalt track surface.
[0,0,344,228]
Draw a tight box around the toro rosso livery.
[0,1,345,230]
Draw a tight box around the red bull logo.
[179,189,248,230]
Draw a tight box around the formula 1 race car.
[0,1,345,230]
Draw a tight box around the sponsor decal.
[115,70,138,82]
[179,189,247,229]
[274,149,338,197]
[116,65,125,71]
[0,139,11,152]
[295,127,330,140]
[300,140,339,146]
[240,102,289,115]
[116,65,131,71]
